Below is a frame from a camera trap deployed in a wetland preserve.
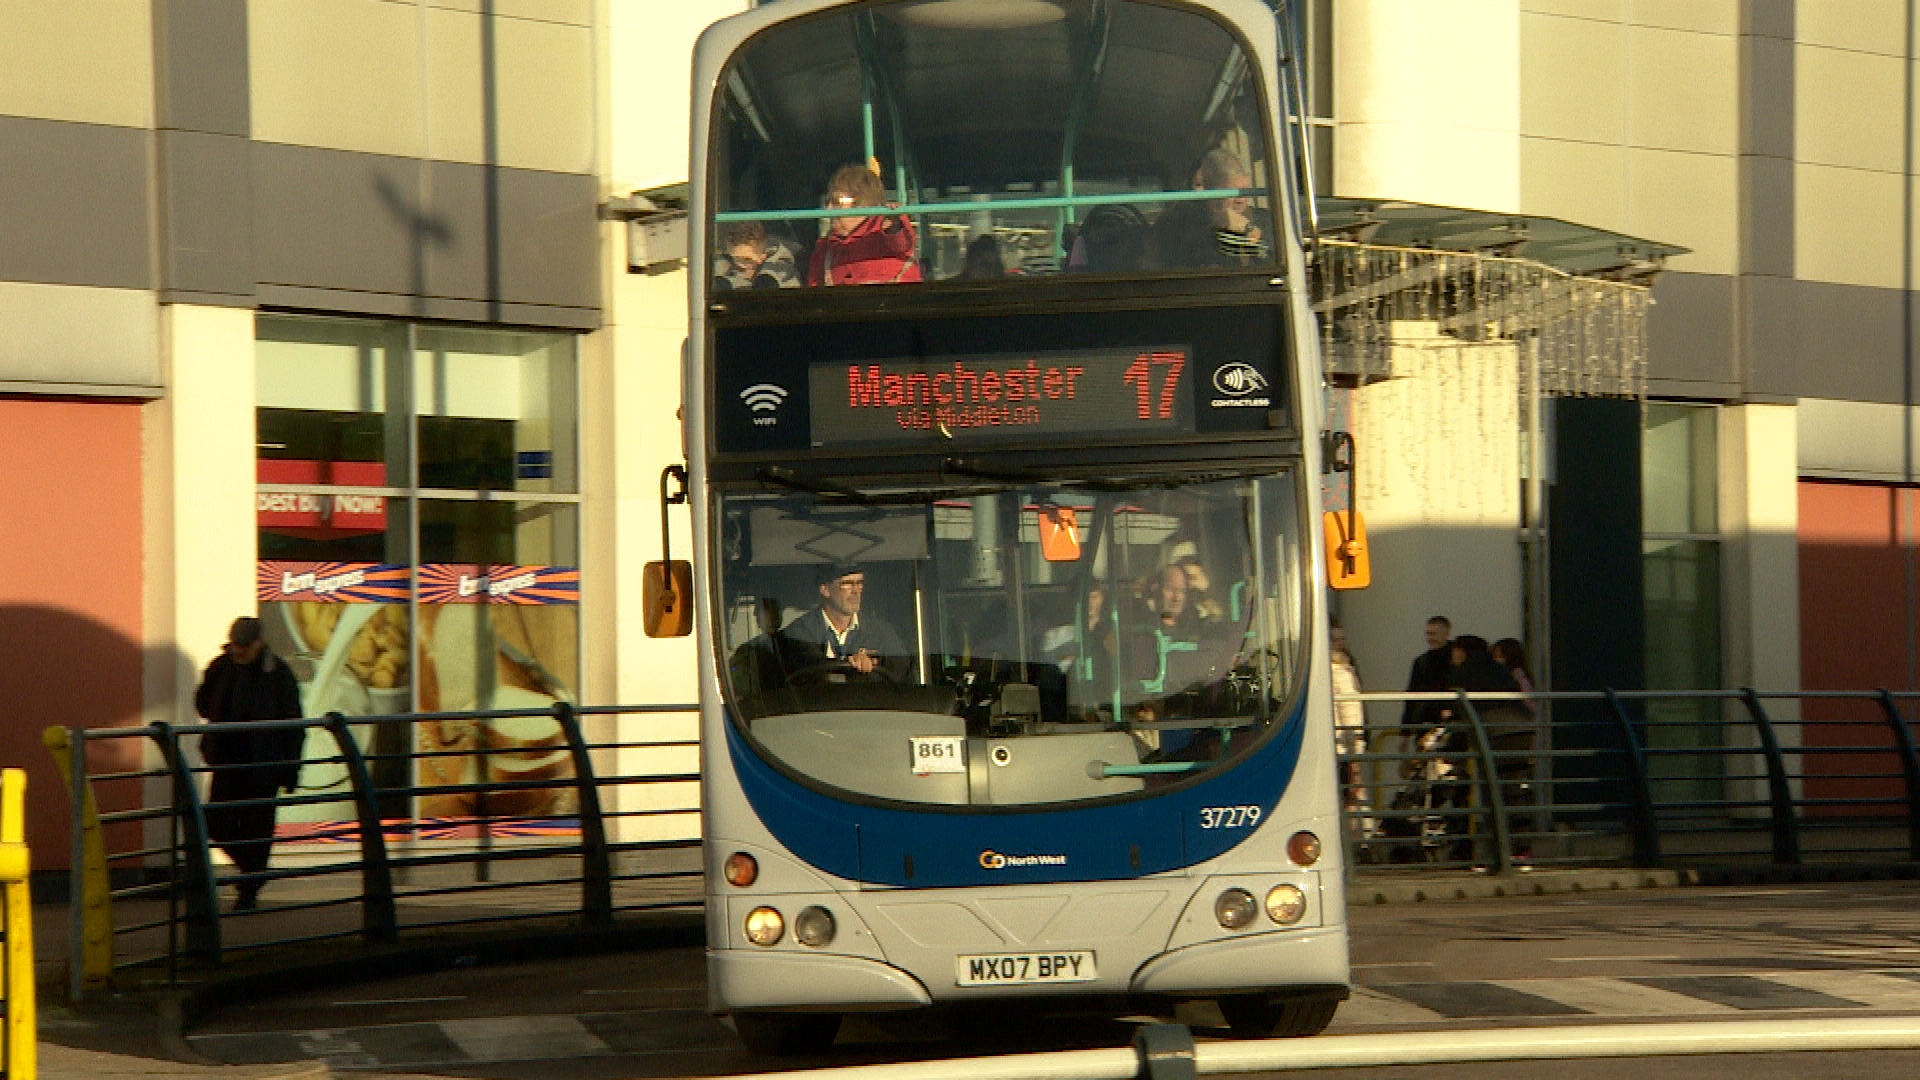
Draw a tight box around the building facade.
[1,0,739,866]
[4,0,1914,865]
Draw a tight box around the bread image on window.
[415,603,579,820]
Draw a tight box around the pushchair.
[1381,725,1461,864]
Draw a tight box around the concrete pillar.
[145,304,258,729]
[1721,402,1801,693]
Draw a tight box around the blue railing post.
[555,703,613,926]
[153,722,221,963]
[1738,689,1800,865]
[1453,692,1511,875]
[1874,690,1920,862]
[1602,690,1661,867]
[327,713,397,944]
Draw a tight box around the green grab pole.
[1103,762,1205,777]
[715,188,1267,224]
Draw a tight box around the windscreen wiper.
[944,457,1279,493]
[1078,464,1290,491]
[758,465,1012,506]
[756,465,881,504]
[943,457,1135,493]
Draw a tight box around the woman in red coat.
[807,162,923,287]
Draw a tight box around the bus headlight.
[724,852,758,887]
[794,905,837,947]
[1287,831,1322,867]
[1265,884,1307,925]
[744,906,784,946]
[1213,888,1257,929]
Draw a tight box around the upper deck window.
[709,0,1278,289]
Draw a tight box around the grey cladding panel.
[1740,274,1797,400]
[159,130,253,298]
[154,0,250,136]
[1795,280,1906,404]
[425,160,488,303]
[1647,272,1736,388]
[1741,0,1793,40]
[498,168,601,312]
[0,116,152,290]
[252,143,420,299]
[1739,34,1793,161]
[252,145,599,318]
[1739,155,1792,278]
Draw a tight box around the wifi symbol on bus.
[740,383,789,412]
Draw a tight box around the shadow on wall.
[0,604,190,873]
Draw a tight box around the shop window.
[254,316,582,836]
[1641,403,1723,803]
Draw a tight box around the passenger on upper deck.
[1146,147,1268,270]
[713,221,800,291]
[807,162,924,287]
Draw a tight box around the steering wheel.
[786,659,899,685]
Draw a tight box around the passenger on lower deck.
[778,562,911,681]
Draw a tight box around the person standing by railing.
[1330,626,1371,838]
[195,616,304,911]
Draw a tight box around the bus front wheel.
[732,1012,843,1055]
[1218,995,1339,1039]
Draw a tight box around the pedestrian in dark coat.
[195,616,305,910]
[1401,615,1453,734]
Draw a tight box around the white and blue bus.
[664,0,1348,1053]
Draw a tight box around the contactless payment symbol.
[1211,362,1267,396]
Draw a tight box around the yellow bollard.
[2,767,36,1080]
[40,729,111,997]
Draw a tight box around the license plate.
[956,951,1097,986]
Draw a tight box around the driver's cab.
[716,474,1303,808]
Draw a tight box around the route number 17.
[1123,350,1186,421]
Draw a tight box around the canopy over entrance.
[1311,197,1687,401]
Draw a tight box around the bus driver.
[779,563,909,680]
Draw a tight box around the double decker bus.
[663,0,1349,1053]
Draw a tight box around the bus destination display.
[808,345,1195,448]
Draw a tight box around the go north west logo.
[740,383,788,426]
[979,850,1068,869]
[1209,362,1271,409]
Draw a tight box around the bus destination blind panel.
[711,304,1288,457]
[808,346,1193,448]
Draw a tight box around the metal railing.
[2,768,35,1080]
[50,704,703,999]
[1336,689,1920,877]
[49,689,1920,999]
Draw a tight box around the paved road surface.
[125,879,1920,1078]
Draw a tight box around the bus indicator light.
[724,852,758,887]
[1287,831,1322,867]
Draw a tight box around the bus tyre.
[1218,995,1339,1039]
[732,1012,843,1055]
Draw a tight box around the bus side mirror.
[1323,510,1370,590]
[644,560,694,638]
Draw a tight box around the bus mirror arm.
[1320,432,1370,590]
[646,465,693,638]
